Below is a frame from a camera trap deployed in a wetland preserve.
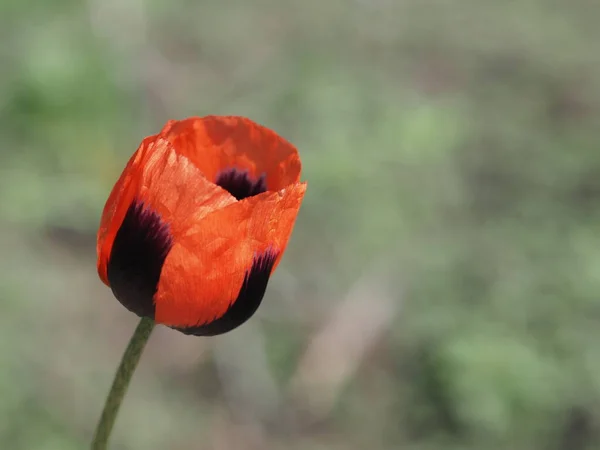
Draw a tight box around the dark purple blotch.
[107,200,173,319]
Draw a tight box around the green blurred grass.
[2,0,600,449]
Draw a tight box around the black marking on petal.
[215,168,267,200]
[176,249,279,336]
[107,199,173,319]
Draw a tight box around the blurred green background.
[2,0,600,449]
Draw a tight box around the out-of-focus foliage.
[1,0,600,449]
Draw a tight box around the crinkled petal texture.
[161,116,301,192]
[96,116,306,336]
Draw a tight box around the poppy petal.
[97,136,236,289]
[97,135,157,285]
[174,249,279,336]
[159,116,301,193]
[154,181,307,331]
[106,199,173,319]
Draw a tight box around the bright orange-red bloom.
[96,116,306,335]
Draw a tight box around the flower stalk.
[91,317,155,450]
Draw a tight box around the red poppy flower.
[96,116,306,336]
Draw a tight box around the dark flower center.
[215,168,267,200]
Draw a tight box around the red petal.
[154,182,307,328]
[159,116,301,192]
[96,136,235,285]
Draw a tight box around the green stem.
[91,317,155,450]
